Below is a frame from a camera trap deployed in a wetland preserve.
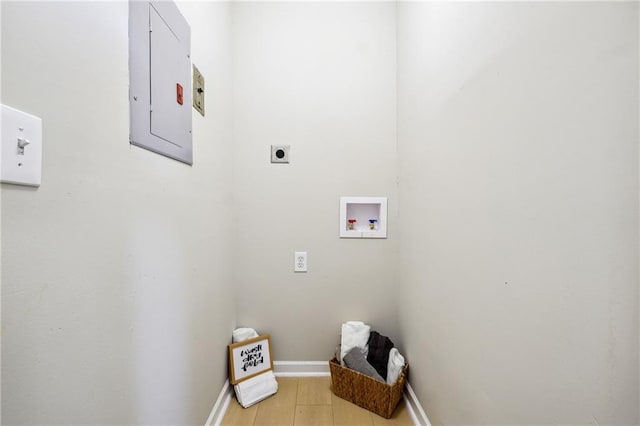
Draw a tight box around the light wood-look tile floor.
[222,377,414,426]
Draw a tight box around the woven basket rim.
[329,357,409,386]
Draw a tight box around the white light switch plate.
[1,105,42,187]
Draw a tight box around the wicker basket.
[329,357,408,419]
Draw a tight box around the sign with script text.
[228,334,273,384]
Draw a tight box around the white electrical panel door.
[129,1,192,164]
[150,6,191,146]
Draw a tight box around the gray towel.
[343,347,385,382]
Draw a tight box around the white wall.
[2,2,639,425]
[397,2,639,425]
[232,2,399,360]
[1,2,234,424]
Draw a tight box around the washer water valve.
[369,219,377,230]
[347,219,357,230]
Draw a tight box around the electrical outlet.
[294,251,307,272]
[271,145,290,163]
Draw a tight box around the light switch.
[193,64,204,116]
[1,105,42,187]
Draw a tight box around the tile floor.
[221,376,414,426]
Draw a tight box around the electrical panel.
[129,1,192,164]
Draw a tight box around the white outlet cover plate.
[294,251,307,272]
[1,104,42,187]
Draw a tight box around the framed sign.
[228,334,273,384]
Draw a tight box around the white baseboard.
[205,379,233,426]
[205,362,431,426]
[273,360,330,377]
[403,382,432,426]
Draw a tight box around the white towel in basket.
[386,348,405,385]
[340,321,371,365]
